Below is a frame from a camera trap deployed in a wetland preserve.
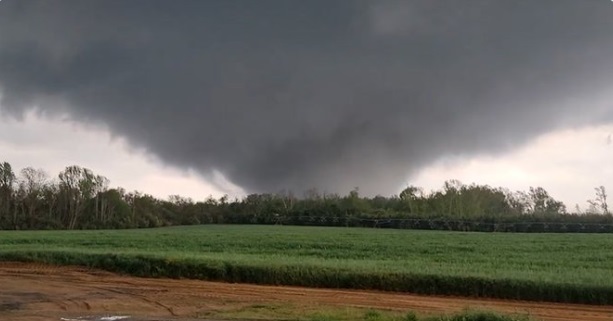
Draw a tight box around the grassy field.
[0,225,612,305]
[207,304,533,321]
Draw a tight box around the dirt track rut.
[1,262,613,321]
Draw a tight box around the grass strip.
[1,249,611,305]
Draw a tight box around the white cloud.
[0,110,241,201]
[411,124,613,209]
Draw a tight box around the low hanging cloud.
[0,0,612,195]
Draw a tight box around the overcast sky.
[1,110,610,209]
[0,1,612,208]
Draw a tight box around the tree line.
[0,161,610,230]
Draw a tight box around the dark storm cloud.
[1,0,612,195]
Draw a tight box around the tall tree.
[58,165,100,229]
[16,167,49,228]
[399,185,423,214]
[0,162,16,228]
[529,187,566,215]
[588,186,609,214]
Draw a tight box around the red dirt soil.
[1,262,613,321]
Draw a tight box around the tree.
[16,167,49,228]
[504,190,531,215]
[0,162,16,228]
[0,160,606,231]
[399,185,423,214]
[96,188,132,228]
[528,187,566,215]
[58,165,100,229]
[588,186,609,214]
[342,187,371,217]
[443,179,463,216]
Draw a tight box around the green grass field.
[0,225,612,305]
[215,305,533,321]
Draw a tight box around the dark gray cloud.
[1,0,612,195]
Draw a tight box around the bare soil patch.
[2,262,613,321]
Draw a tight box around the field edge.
[0,250,611,306]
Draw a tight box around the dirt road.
[2,262,613,321]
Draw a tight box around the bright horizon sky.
[1,110,611,210]
[412,124,613,210]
